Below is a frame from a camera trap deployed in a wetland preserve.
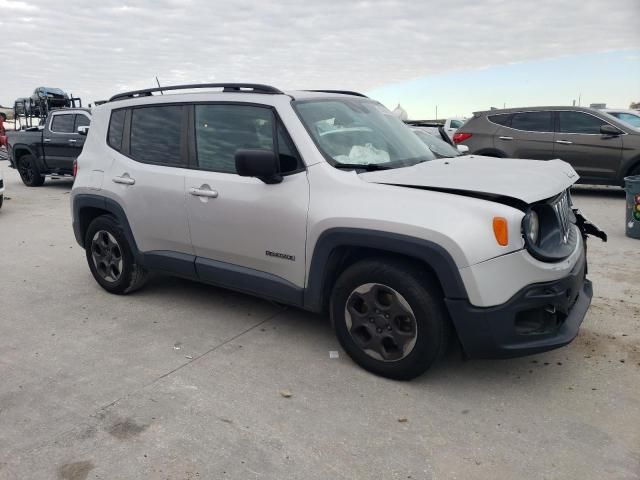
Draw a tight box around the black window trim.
[188,101,306,176]
[107,100,307,174]
[488,109,627,136]
[555,109,627,136]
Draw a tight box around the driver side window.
[194,104,302,174]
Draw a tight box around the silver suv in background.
[453,106,640,186]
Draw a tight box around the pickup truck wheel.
[18,154,45,187]
[85,215,148,294]
[331,258,449,380]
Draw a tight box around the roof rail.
[304,90,368,98]
[109,83,284,102]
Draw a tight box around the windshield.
[293,98,436,169]
[609,112,640,128]
[412,129,461,158]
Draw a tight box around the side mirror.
[600,124,622,136]
[77,126,89,136]
[457,144,469,154]
[235,149,282,184]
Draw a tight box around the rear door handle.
[112,175,135,185]
[43,138,51,143]
[68,139,77,143]
[189,187,218,198]
[498,136,513,141]
[556,140,573,145]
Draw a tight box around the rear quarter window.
[107,109,126,151]
[487,114,512,127]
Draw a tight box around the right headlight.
[523,210,540,245]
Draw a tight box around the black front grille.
[551,190,572,244]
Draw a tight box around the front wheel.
[18,154,45,187]
[330,258,450,380]
[85,215,148,294]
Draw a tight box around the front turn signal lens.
[493,217,509,246]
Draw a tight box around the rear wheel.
[330,258,450,380]
[18,154,45,187]
[85,215,148,294]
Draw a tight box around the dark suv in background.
[454,106,640,186]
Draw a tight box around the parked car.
[411,127,468,156]
[443,117,467,140]
[453,106,640,186]
[71,83,605,379]
[602,109,640,128]
[30,87,71,116]
[7,109,91,186]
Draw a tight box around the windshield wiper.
[333,163,391,171]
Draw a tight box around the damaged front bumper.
[447,211,606,359]
[573,208,607,243]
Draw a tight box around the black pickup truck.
[7,109,91,186]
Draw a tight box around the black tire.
[85,215,148,294]
[0,194,3,209]
[18,154,45,187]
[330,258,450,380]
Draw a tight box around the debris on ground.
[279,389,292,398]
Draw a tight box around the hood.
[359,156,578,205]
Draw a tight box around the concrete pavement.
[0,164,638,479]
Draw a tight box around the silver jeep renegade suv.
[71,83,606,379]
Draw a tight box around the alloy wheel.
[344,283,418,362]
[90,230,123,283]
[19,158,34,183]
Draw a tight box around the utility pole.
[435,105,438,121]
[578,93,581,106]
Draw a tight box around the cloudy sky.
[1,0,639,117]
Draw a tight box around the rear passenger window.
[488,114,512,127]
[130,106,184,166]
[558,112,605,134]
[50,114,75,133]
[107,109,126,151]
[511,112,552,132]
[195,104,275,174]
[450,119,464,129]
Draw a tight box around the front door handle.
[43,138,51,143]
[556,140,573,145]
[189,187,219,198]
[68,139,77,144]
[112,175,135,185]
[498,136,513,141]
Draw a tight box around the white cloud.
[0,0,36,12]
[1,0,639,106]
